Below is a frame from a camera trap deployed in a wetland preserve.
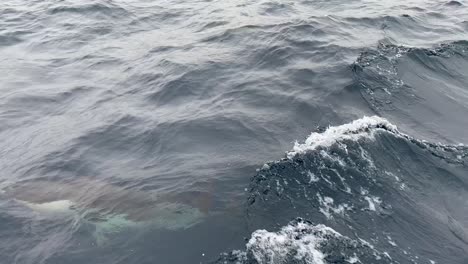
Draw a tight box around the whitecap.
[287,116,397,158]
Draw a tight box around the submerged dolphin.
[3,178,215,244]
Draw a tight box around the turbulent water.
[1,0,468,263]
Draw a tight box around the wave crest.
[288,116,397,158]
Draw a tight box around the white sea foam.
[239,220,388,264]
[363,196,382,212]
[316,193,350,219]
[308,171,319,183]
[286,115,468,164]
[246,221,336,264]
[346,254,360,263]
[386,236,397,247]
[259,115,465,173]
[287,116,397,158]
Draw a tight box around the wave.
[216,218,393,264]
[288,115,466,163]
[287,116,397,158]
[352,40,468,143]
[47,1,130,18]
[214,116,468,263]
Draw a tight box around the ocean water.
[1,0,468,263]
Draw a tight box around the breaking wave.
[214,116,468,263]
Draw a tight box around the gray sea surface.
[1,0,468,263]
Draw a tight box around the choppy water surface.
[1,0,468,263]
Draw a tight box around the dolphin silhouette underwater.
[2,178,215,245]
